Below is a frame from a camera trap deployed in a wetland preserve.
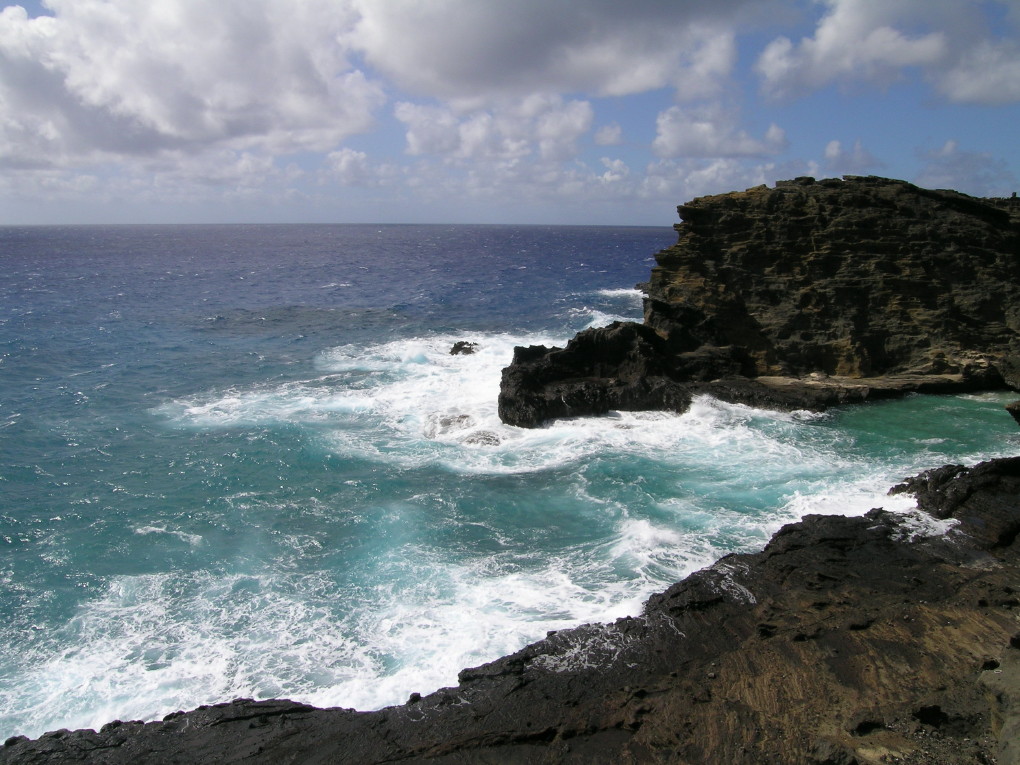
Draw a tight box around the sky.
[1,0,1018,225]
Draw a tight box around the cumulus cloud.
[822,139,882,175]
[640,157,774,202]
[652,105,786,158]
[394,95,592,163]
[0,0,385,169]
[0,0,1015,223]
[599,157,629,184]
[349,0,763,100]
[756,0,947,99]
[938,39,1020,104]
[755,0,1020,106]
[326,148,369,185]
[915,140,1017,197]
[323,147,399,187]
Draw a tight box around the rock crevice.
[500,176,1020,427]
[7,457,1020,764]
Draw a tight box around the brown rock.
[649,175,1020,381]
[499,176,1020,427]
[6,457,1020,764]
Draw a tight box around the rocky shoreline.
[499,176,1020,427]
[7,176,1020,763]
[5,457,1020,764]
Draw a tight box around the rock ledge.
[500,176,1020,427]
[6,457,1020,764]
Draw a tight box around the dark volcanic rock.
[1007,399,1020,426]
[651,176,1020,380]
[499,176,1020,427]
[7,457,1020,764]
[450,340,479,355]
[497,322,695,427]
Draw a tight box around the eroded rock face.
[499,176,1020,427]
[6,457,1020,764]
[650,176,1020,379]
[496,322,695,427]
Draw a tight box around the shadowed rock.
[500,176,1020,427]
[6,457,1020,764]
[450,341,479,355]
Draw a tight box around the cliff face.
[9,179,1020,764]
[7,457,1020,764]
[649,175,1020,379]
[499,176,1020,427]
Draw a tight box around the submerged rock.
[500,176,1020,427]
[6,457,1020,764]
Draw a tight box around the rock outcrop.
[6,457,1020,764]
[500,176,1020,427]
[9,179,1020,764]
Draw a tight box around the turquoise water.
[1,224,1018,739]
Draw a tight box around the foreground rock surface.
[6,457,1020,764]
[500,176,1020,427]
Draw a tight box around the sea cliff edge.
[7,177,1020,764]
[5,458,1020,763]
[499,176,1020,427]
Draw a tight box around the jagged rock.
[497,322,693,427]
[499,176,1020,427]
[461,430,501,446]
[1007,399,1020,426]
[450,341,479,355]
[651,176,1020,380]
[6,457,1020,764]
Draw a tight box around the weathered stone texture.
[499,176,1020,427]
[6,458,1020,764]
[649,176,1020,380]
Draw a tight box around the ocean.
[2,224,1018,741]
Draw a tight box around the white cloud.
[756,0,948,99]
[350,0,762,101]
[394,95,592,163]
[640,157,774,202]
[652,105,786,158]
[323,147,398,187]
[392,103,460,157]
[535,100,594,160]
[822,138,882,174]
[939,39,1020,104]
[0,0,385,169]
[915,139,1017,197]
[0,0,1015,224]
[594,123,623,146]
[326,148,369,185]
[599,157,630,184]
[755,0,1020,106]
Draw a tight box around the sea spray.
[3,224,1019,741]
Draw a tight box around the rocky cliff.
[9,178,1020,764]
[6,457,1020,764]
[500,176,1020,427]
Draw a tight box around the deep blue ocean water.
[2,224,1019,739]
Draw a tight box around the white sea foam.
[0,539,673,738]
[155,336,943,502]
[528,622,637,674]
[0,571,375,738]
[887,510,958,542]
[595,287,645,304]
[134,526,203,546]
[128,327,1020,746]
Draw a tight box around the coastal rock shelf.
[6,457,1020,763]
[499,176,1020,427]
[9,178,1020,764]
